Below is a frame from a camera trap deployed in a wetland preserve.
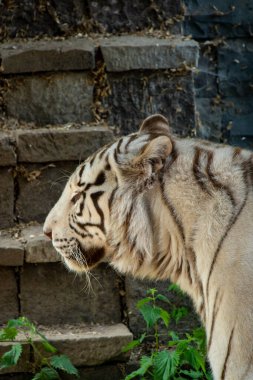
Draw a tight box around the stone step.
[0,35,198,74]
[0,123,114,165]
[0,224,58,266]
[0,323,132,374]
[0,35,198,131]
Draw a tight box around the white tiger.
[44,114,253,380]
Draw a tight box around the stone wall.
[184,0,253,147]
[0,1,252,378]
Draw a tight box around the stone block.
[67,364,124,380]
[218,39,253,97]
[0,268,19,324]
[0,167,14,229]
[16,127,114,163]
[22,225,59,263]
[3,73,93,125]
[193,44,217,98]
[0,236,24,266]
[195,98,222,141]
[104,72,196,135]
[88,0,182,33]
[16,162,78,223]
[220,96,253,148]
[34,324,132,366]
[125,277,199,338]
[0,38,95,74]
[20,263,121,325]
[184,0,253,39]
[0,133,16,166]
[100,36,199,71]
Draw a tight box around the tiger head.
[43,115,172,274]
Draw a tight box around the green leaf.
[160,309,170,328]
[169,331,179,341]
[172,307,188,324]
[0,343,22,369]
[7,318,26,329]
[50,355,79,376]
[122,333,147,353]
[138,304,163,329]
[41,341,58,354]
[153,350,180,380]
[168,283,184,296]
[36,332,57,354]
[180,369,203,378]
[136,297,153,309]
[32,367,60,380]
[147,288,157,296]
[125,355,153,380]
[156,294,171,304]
[122,339,141,353]
[0,327,18,341]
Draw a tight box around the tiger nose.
[44,229,52,240]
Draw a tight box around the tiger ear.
[139,114,170,136]
[132,135,172,173]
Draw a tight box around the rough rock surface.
[104,72,196,135]
[0,134,16,166]
[3,73,94,125]
[0,168,14,228]
[16,162,78,223]
[0,236,24,266]
[100,36,199,71]
[20,263,121,325]
[0,38,95,74]
[16,127,114,163]
[0,268,19,324]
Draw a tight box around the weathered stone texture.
[88,0,182,33]
[3,73,94,125]
[0,38,95,74]
[22,225,59,263]
[125,277,199,338]
[0,236,24,266]
[104,72,196,135]
[223,96,253,149]
[226,97,253,137]
[100,36,199,71]
[193,44,217,98]
[0,268,19,324]
[0,0,182,41]
[16,127,114,163]
[16,162,77,223]
[20,263,121,325]
[0,134,16,166]
[69,364,124,380]
[218,39,253,97]
[34,324,132,366]
[195,98,222,142]
[184,0,253,39]
[0,167,14,228]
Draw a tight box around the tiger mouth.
[63,243,105,269]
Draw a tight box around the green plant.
[123,287,213,380]
[0,316,79,379]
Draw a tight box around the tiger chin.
[44,114,253,380]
